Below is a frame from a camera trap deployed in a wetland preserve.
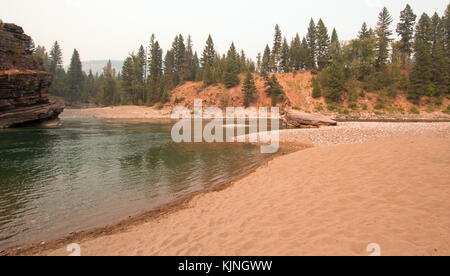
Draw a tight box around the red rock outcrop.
[0,22,64,128]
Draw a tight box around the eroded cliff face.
[0,23,64,128]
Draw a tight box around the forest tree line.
[33,3,449,108]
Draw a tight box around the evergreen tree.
[359,22,370,39]
[148,35,163,103]
[375,7,394,68]
[306,19,317,69]
[316,19,330,70]
[445,4,450,57]
[67,49,83,105]
[239,50,248,73]
[242,72,257,107]
[300,37,309,69]
[184,35,195,81]
[410,13,433,103]
[201,35,215,67]
[271,24,282,72]
[100,60,119,105]
[33,45,51,71]
[201,35,216,85]
[49,41,63,74]
[329,28,341,62]
[256,52,262,72]
[261,45,271,73]
[431,13,448,97]
[311,77,322,98]
[121,56,134,103]
[265,75,285,106]
[396,4,417,63]
[223,43,240,88]
[280,38,291,73]
[192,52,200,80]
[322,61,345,103]
[290,33,302,71]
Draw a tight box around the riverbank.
[61,106,172,120]
[5,122,449,256]
[61,106,450,122]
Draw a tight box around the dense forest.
[33,4,449,109]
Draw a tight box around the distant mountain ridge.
[65,60,123,75]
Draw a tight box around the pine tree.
[300,37,309,69]
[329,28,341,62]
[322,62,345,103]
[290,33,302,71]
[201,35,216,85]
[410,13,433,103]
[306,19,317,69]
[100,60,119,106]
[445,4,450,57]
[239,50,247,73]
[375,7,394,68]
[148,34,163,103]
[137,45,146,103]
[201,35,215,67]
[261,45,271,73]
[311,77,322,98]
[49,41,63,74]
[265,75,285,106]
[316,19,330,70]
[280,38,291,73]
[184,35,195,81]
[359,22,370,39]
[242,72,257,107]
[192,52,200,81]
[271,24,282,72]
[33,45,51,71]
[223,43,240,88]
[431,14,448,97]
[256,52,262,73]
[121,55,135,104]
[67,49,83,105]
[396,4,417,63]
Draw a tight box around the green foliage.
[66,49,83,105]
[174,96,185,104]
[306,19,317,70]
[375,7,394,68]
[242,72,257,107]
[222,43,240,88]
[348,102,358,110]
[443,105,450,114]
[311,77,322,98]
[264,75,285,106]
[409,107,420,114]
[156,102,164,110]
[396,4,417,63]
[49,41,63,74]
[320,62,345,103]
[316,19,330,70]
[261,45,271,73]
[271,25,283,72]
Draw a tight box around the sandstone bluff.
[0,22,64,128]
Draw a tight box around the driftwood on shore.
[282,109,337,128]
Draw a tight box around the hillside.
[169,71,450,118]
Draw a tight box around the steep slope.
[170,71,315,109]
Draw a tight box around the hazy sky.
[2,0,448,65]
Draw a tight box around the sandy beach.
[12,120,446,256]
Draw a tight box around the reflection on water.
[0,119,275,250]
